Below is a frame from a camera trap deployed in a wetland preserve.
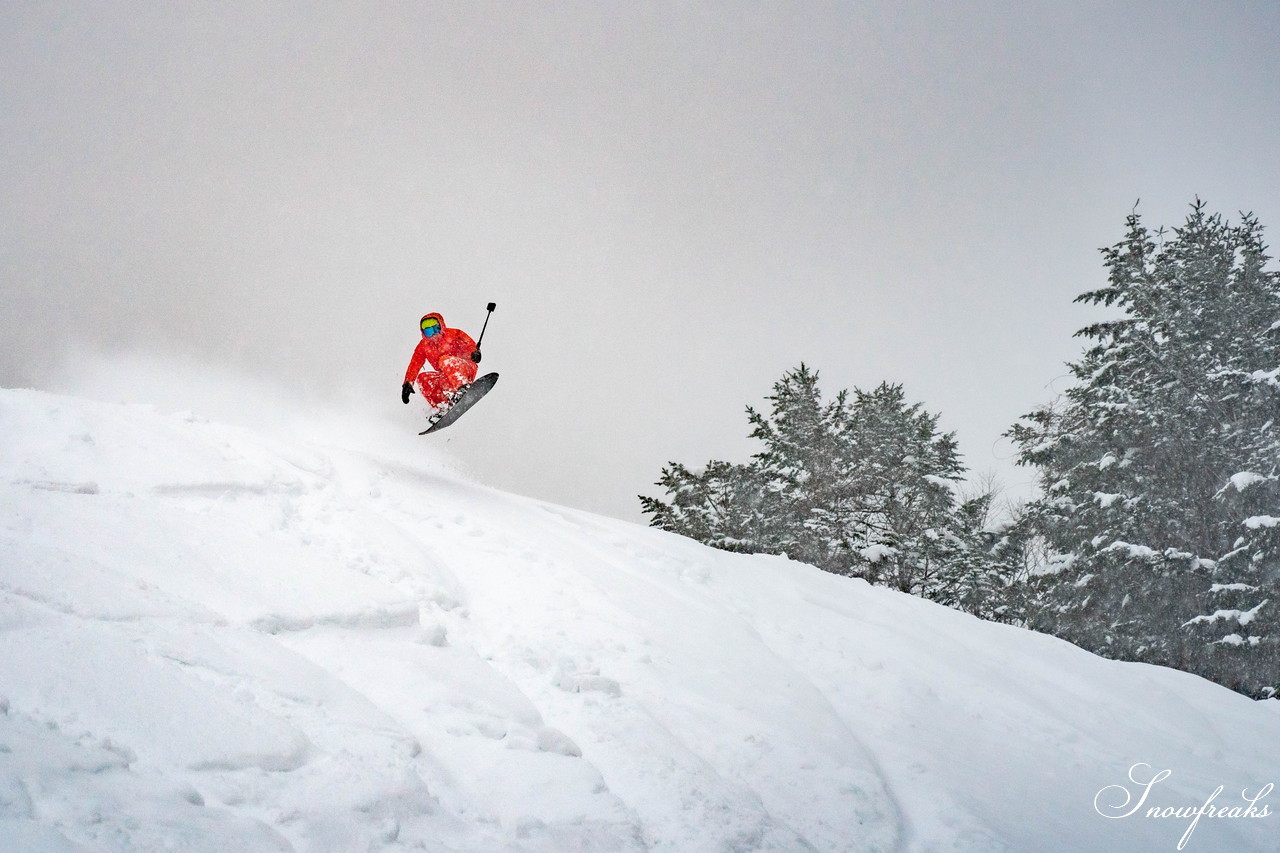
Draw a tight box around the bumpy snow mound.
[1,388,1277,852]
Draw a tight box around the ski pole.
[472,302,496,362]
[476,302,496,348]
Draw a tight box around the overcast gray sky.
[4,1,1279,521]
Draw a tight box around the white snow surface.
[2,388,1279,853]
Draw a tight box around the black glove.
[401,382,414,404]
[470,349,482,363]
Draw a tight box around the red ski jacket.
[403,313,478,383]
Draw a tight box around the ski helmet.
[420,314,444,338]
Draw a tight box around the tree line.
[640,201,1279,700]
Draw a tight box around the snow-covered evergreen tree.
[642,366,1024,614]
[637,459,775,555]
[1010,202,1280,698]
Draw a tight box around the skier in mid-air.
[401,312,481,410]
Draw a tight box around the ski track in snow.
[1,388,1279,852]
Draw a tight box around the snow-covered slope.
[1,388,1277,853]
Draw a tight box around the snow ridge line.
[153,480,307,498]
[249,605,422,635]
[11,479,100,494]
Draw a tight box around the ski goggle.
[421,317,441,337]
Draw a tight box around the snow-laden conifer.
[1010,202,1280,698]
[642,366,1024,616]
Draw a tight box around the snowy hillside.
[1,388,1277,853]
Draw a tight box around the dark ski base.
[420,372,499,435]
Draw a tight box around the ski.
[419,372,499,435]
